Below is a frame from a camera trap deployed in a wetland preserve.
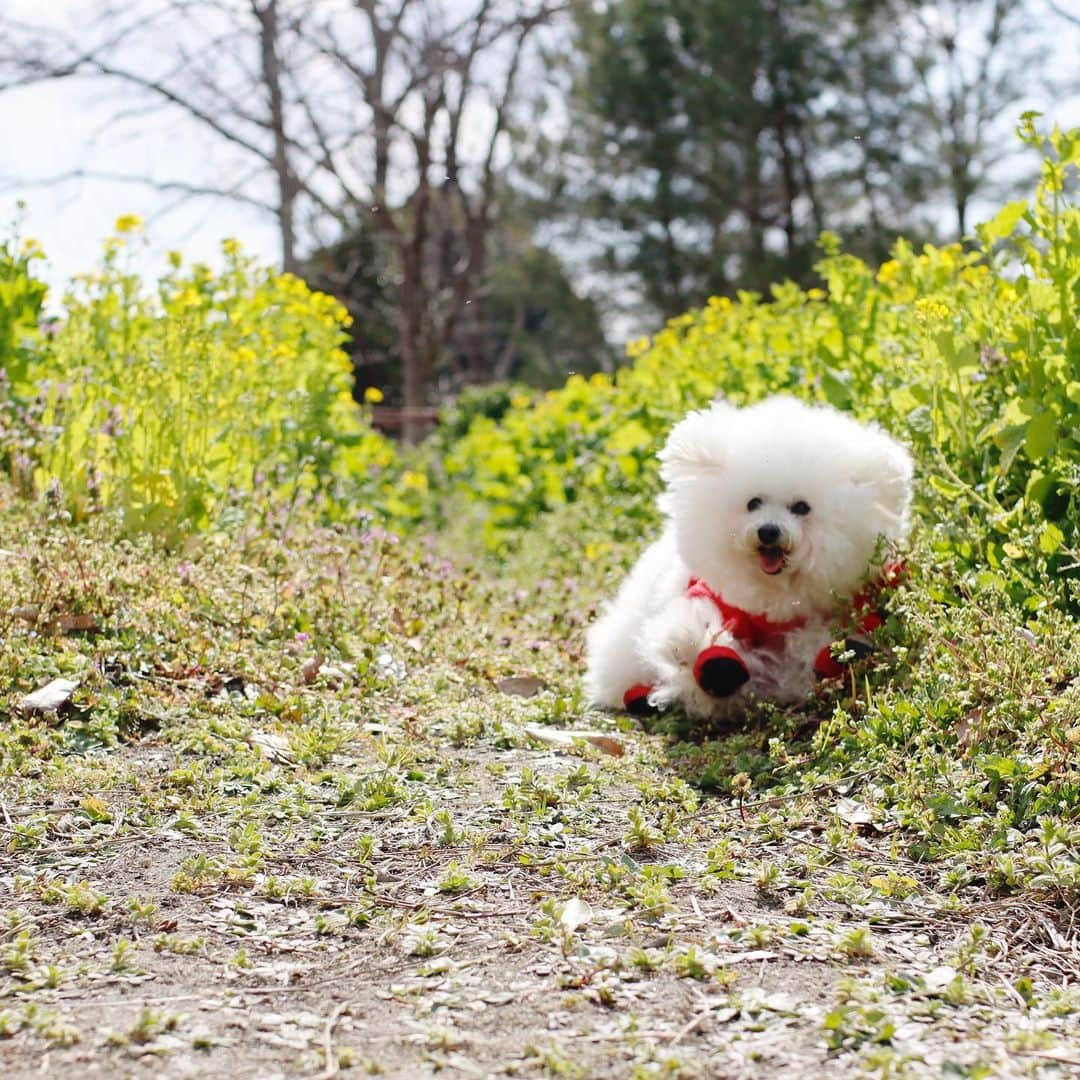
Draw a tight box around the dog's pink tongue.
[759,548,785,575]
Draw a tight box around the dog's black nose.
[757,523,781,545]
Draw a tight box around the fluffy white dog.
[585,396,913,720]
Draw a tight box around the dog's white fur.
[585,396,914,719]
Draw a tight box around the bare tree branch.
[0,0,567,437]
[0,167,275,214]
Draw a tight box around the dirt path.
[2,521,1078,1077]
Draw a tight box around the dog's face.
[740,490,814,578]
[658,397,913,612]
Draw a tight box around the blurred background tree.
[0,0,1073,433]
[539,0,1062,329]
[0,0,576,439]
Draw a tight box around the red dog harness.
[621,563,905,710]
[688,561,906,680]
[686,578,807,649]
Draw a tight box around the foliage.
[0,2,570,423]
[430,123,1080,610]
[303,222,611,403]
[0,230,48,387]
[551,0,980,322]
[0,222,395,539]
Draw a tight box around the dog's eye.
[747,497,762,512]
[790,500,811,516]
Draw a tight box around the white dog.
[585,396,913,720]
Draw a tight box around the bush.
[0,231,48,384]
[2,220,396,538]
[428,122,1080,609]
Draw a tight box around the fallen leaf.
[957,709,982,754]
[835,797,874,826]
[725,950,779,964]
[300,655,324,684]
[523,725,624,756]
[924,965,958,992]
[21,678,78,713]
[495,676,544,697]
[80,796,112,822]
[248,730,296,765]
[55,613,101,634]
[581,733,624,756]
[560,897,593,932]
[717,908,749,927]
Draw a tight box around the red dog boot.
[814,645,845,680]
[814,637,876,680]
[623,683,658,717]
[693,646,750,697]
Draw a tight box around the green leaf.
[1039,523,1065,555]
[980,200,1028,242]
[928,474,965,499]
[1024,411,1058,461]
[934,331,959,369]
[981,756,1018,779]
[606,419,652,454]
[820,365,853,409]
[1001,397,1037,427]
[995,425,1026,476]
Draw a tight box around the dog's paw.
[622,683,659,717]
[693,646,750,697]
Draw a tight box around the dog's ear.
[658,403,732,487]
[846,432,914,540]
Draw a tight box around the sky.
[0,0,280,299]
[1,0,1078,316]
[1,74,281,297]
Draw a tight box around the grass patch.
[0,490,1077,1075]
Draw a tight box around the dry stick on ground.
[669,1005,725,1047]
[320,1000,351,1080]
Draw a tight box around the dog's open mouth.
[758,546,787,575]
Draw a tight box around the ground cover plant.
[1,123,1079,1077]
[1,500,1079,1077]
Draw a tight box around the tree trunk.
[255,0,297,273]
[744,128,766,291]
[399,248,426,444]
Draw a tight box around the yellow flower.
[401,470,428,493]
[364,387,384,404]
[114,214,144,234]
[806,288,826,301]
[913,298,951,323]
[876,260,901,285]
[167,251,183,269]
[221,238,242,257]
[20,237,44,259]
[173,286,203,310]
